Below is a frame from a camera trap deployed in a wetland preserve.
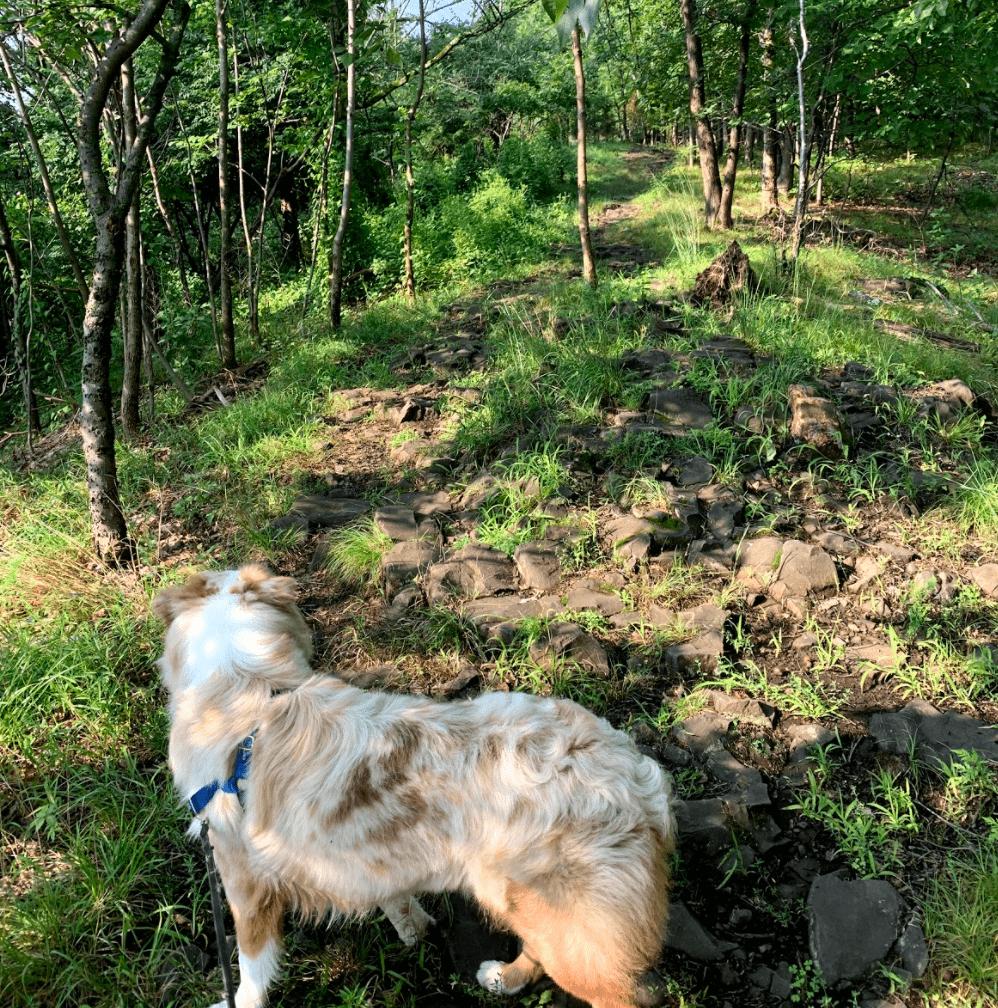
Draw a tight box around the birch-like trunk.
[328,0,356,328]
[572,26,597,288]
[216,0,237,368]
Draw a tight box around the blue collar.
[188,733,256,817]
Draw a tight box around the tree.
[72,0,190,562]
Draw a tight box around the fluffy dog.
[154,565,675,1008]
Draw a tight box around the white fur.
[155,566,676,1008]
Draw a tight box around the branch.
[360,0,536,110]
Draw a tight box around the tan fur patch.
[152,573,215,626]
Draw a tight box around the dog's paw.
[406,898,436,943]
[476,960,524,996]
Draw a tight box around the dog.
[154,565,675,1008]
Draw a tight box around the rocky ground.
[226,258,998,1008]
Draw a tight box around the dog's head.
[153,565,314,696]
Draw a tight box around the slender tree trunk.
[120,58,143,437]
[0,42,90,305]
[719,3,756,229]
[402,0,428,302]
[216,0,236,368]
[759,14,779,213]
[146,146,192,303]
[680,0,722,228]
[233,40,260,344]
[787,0,812,265]
[0,190,40,433]
[571,26,597,288]
[76,0,188,564]
[328,0,356,328]
[302,107,337,319]
[778,124,794,197]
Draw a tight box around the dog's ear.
[152,573,213,626]
[236,564,299,607]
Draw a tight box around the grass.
[2,141,998,1008]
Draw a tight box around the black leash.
[199,819,236,1008]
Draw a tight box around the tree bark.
[328,0,356,328]
[402,0,428,302]
[759,12,779,212]
[718,2,757,229]
[680,0,723,228]
[76,0,189,564]
[571,26,597,288]
[233,39,260,343]
[787,0,812,265]
[120,57,143,438]
[216,0,236,368]
[0,189,40,434]
[777,124,794,197]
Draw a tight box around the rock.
[565,586,624,615]
[437,663,483,697]
[788,385,848,458]
[513,542,561,592]
[704,751,771,806]
[895,922,929,978]
[969,563,998,598]
[664,630,724,675]
[736,537,784,584]
[812,531,860,556]
[463,595,565,622]
[339,665,398,689]
[646,388,715,430]
[664,901,723,961]
[381,540,441,598]
[846,642,905,671]
[604,515,655,555]
[706,500,744,541]
[289,495,371,528]
[528,623,610,676]
[621,348,675,375]
[384,583,421,621]
[870,541,916,563]
[425,543,517,604]
[772,540,837,597]
[671,712,730,755]
[459,473,501,510]
[676,603,728,633]
[708,692,778,727]
[675,798,745,853]
[397,488,454,517]
[373,505,419,541]
[676,456,714,486]
[807,873,903,985]
[869,700,998,768]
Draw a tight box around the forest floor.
[2,145,998,1008]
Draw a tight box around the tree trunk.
[76,0,188,564]
[120,58,143,438]
[233,40,260,343]
[402,0,428,302]
[216,0,236,368]
[571,26,597,288]
[328,0,356,328]
[759,14,779,213]
[0,189,40,433]
[680,0,722,228]
[778,124,794,197]
[718,3,756,230]
[146,146,192,304]
[787,0,812,265]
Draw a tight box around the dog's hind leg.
[381,896,435,946]
[475,946,545,996]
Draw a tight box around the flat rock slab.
[772,540,837,597]
[665,901,723,962]
[289,495,371,528]
[646,388,714,430]
[869,699,998,768]
[373,506,419,541]
[672,711,730,755]
[969,563,998,598]
[664,629,724,675]
[736,537,784,584]
[565,586,624,615]
[513,542,561,592]
[708,691,778,727]
[426,543,517,604]
[396,489,454,517]
[677,603,728,633]
[381,540,442,598]
[675,455,714,486]
[788,384,849,458]
[463,595,565,621]
[528,622,610,676]
[808,874,902,984]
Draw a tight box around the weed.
[936,750,998,824]
[705,660,846,720]
[325,521,394,587]
[789,959,833,1007]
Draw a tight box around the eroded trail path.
[249,146,998,1007]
